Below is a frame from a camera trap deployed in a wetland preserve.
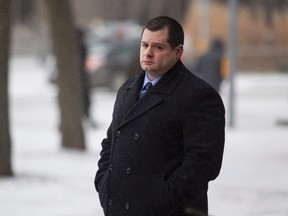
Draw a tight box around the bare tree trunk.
[0,0,13,176]
[45,0,85,150]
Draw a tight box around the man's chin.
[142,65,154,72]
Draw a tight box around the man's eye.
[157,46,163,50]
[142,44,148,48]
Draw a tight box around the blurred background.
[9,0,288,70]
[1,0,288,216]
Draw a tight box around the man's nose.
[145,46,153,57]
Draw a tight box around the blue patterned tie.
[139,82,153,98]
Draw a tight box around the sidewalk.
[1,57,288,216]
[210,73,288,216]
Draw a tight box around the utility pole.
[199,0,210,43]
[228,0,238,128]
[195,0,211,51]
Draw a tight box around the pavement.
[0,56,288,216]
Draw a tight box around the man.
[95,16,225,216]
[191,38,225,92]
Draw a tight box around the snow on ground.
[1,56,288,216]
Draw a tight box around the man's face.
[140,27,183,79]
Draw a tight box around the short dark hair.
[143,16,184,49]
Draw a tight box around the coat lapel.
[118,61,185,129]
[118,92,162,128]
[117,71,162,128]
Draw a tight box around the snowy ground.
[1,56,288,216]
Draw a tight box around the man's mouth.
[142,60,154,65]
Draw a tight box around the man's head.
[140,16,184,80]
[142,16,184,49]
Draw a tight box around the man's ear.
[176,44,184,58]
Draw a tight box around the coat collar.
[125,60,185,95]
[118,60,185,128]
[152,60,185,95]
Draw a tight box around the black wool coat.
[95,60,225,216]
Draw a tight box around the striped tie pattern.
[139,82,153,98]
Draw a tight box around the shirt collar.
[142,72,162,89]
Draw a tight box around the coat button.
[108,199,113,206]
[133,133,139,140]
[125,202,130,209]
[109,164,113,171]
[115,131,121,137]
[126,167,132,175]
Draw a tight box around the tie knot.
[139,82,153,99]
[144,82,153,91]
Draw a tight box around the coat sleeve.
[94,124,112,192]
[94,79,134,192]
[163,88,225,213]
